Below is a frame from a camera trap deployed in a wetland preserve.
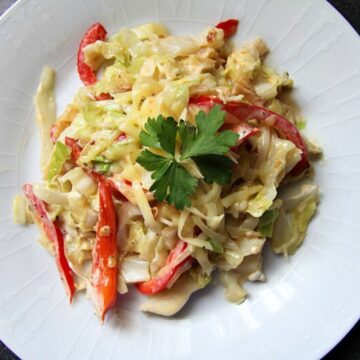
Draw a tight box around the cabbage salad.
[13,19,321,320]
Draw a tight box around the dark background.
[0,0,359,359]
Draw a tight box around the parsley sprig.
[136,105,239,209]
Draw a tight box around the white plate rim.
[0,0,359,359]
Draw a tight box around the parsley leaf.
[160,117,178,155]
[136,105,239,209]
[137,150,172,180]
[145,160,197,209]
[180,105,238,159]
[139,116,163,150]
[139,115,177,155]
[166,162,198,209]
[193,155,233,185]
[137,150,197,209]
[149,164,172,202]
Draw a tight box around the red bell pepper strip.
[189,96,310,176]
[95,93,113,101]
[65,137,83,162]
[90,171,128,202]
[115,132,127,142]
[233,123,260,144]
[91,179,118,321]
[166,240,188,264]
[136,240,192,295]
[23,184,75,303]
[77,23,107,86]
[215,19,239,37]
[50,124,57,144]
[224,123,260,149]
[189,95,222,108]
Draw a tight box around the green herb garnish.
[137,105,238,209]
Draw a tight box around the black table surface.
[0,0,359,359]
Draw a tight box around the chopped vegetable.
[77,23,107,85]
[34,67,57,177]
[95,93,113,101]
[12,195,29,225]
[272,184,319,255]
[46,141,71,181]
[120,256,150,283]
[193,155,234,185]
[65,137,83,162]
[136,240,192,295]
[189,268,212,288]
[50,124,58,144]
[139,273,201,316]
[92,156,112,174]
[91,179,118,321]
[222,123,260,149]
[258,208,279,237]
[207,238,224,253]
[50,104,79,143]
[215,19,239,37]
[23,184,75,302]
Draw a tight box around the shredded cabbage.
[272,184,320,255]
[12,195,30,225]
[258,208,279,238]
[46,141,71,181]
[220,253,265,303]
[34,66,57,177]
[140,273,202,316]
[120,256,150,283]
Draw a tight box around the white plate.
[0,0,360,359]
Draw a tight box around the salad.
[13,19,320,320]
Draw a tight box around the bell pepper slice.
[23,184,75,303]
[77,23,107,86]
[136,240,192,295]
[65,137,83,163]
[91,178,118,321]
[50,124,58,144]
[223,122,260,150]
[215,19,239,37]
[95,93,113,101]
